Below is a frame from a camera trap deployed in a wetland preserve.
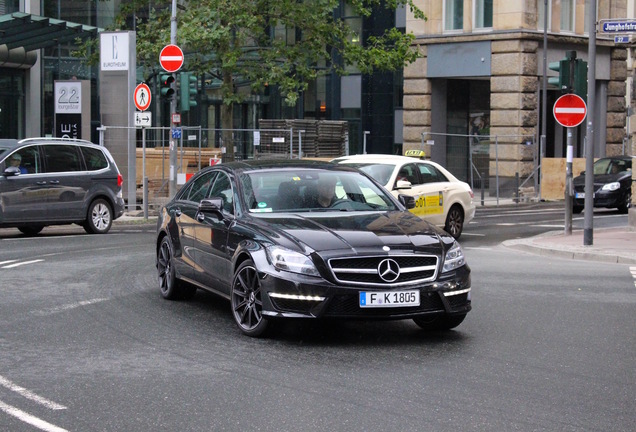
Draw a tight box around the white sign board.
[253,131,261,146]
[100,32,130,71]
[272,137,285,143]
[134,112,151,127]
[55,81,81,114]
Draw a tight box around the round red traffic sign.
[134,83,152,111]
[159,44,184,73]
[553,94,587,128]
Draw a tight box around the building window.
[560,0,574,32]
[444,0,463,31]
[538,0,551,30]
[474,0,493,29]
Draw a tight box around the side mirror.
[395,180,412,190]
[398,194,415,210]
[3,166,20,177]
[198,197,224,217]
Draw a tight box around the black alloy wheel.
[231,260,270,337]
[618,189,631,214]
[413,313,466,331]
[84,198,113,234]
[444,204,464,239]
[157,236,196,300]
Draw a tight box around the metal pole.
[495,135,500,205]
[565,128,573,235]
[584,0,597,245]
[363,131,370,154]
[298,130,305,159]
[142,127,148,219]
[168,0,178,198]
[540,0,548,200]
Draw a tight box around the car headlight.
[442,241,466,273]
[601,182,620,191]
[266,246,320,277]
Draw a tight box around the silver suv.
[0,138,125,235]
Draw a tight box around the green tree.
[83,0,426,161]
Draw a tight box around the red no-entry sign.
[553,94,587,128]
[159,44,184,73]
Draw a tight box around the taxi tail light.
[469,189,474,199]
[117,174,123,188]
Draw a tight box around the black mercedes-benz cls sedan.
[155,159,471,337]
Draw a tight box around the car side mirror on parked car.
[3,166,20,177]
[198,198,224,218]
[398,194,416,209]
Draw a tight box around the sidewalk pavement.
[502,227,636,265]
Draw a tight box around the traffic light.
[160,74,175,98]
[573,59,588,101]
[548,51,576,93]
[180,72,197,112]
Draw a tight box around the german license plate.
[359,290,420,308]
[575,192,585,199]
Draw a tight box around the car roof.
[334,154,431,163]
[218,158,358,173]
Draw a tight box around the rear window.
[81,146,108,170]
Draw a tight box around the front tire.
[413,313,466,331]
[444,205,464,239]
[84,198,113,234]
[18,225,44,236]
[617,189,631,214]
[157,236,196,300]
[231,260,270,337]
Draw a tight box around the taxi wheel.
[444,205,464,239]
[413,313,466,331]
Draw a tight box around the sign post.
[553,94,587,235]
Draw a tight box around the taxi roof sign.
[404,149,427,159]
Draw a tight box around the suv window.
[7,146,42,174]
[81,146,108,171]
[43,145,83,173]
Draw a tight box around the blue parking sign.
[171,128,182,139]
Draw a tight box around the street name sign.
[600,20,636,33]
[159,44,184,73]
[134,83,151,111]
[553,94,587,128]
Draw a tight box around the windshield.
[340,163,396,185]
[593,158,631,175]
[240,168,398,213]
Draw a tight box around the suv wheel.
[18,226,44,236]
[84,198,113,234]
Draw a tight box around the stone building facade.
[403,0,629,198]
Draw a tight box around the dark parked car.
[0,137,125,234]
[572,156,632,214]
[155,160,471,337]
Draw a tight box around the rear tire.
[444,205,464,239]
[157,236,196,300]
[413,313,466,331]
[18,226,44,236]
[84,199,113,234]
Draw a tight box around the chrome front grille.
[328,255,438,287]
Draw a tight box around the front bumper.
[259,265,471,320]
[573,188,624,208]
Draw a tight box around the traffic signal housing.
[180,72,197,112]
[573,59,588,101]
[160,74,175,98]
[548,51,588,101]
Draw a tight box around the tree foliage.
[78,0,426,159]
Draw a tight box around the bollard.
[480,172,485,206]
[514,172,520,204]
[143,177,149,220]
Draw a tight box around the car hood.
[573,172,629,185]
[245,211,450,255]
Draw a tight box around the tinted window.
[418,163,449,183]
[186,171,216,203]
[7,146,42,174]
[81,146,108,170]
[207,173,233,215]
[396,164,419,185]
[43,145,82,173]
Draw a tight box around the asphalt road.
[0,206,634,431]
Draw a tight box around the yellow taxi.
[332,153,476,238]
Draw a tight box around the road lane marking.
[0,375,66,410]
[0,400,67,432]
[631,267,636,288]
[1,259,44,269]
[32,298,109,317]
[459,232,485,236]
[0,260,17,266]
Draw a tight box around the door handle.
[36,181,47,185]
[49,180,59,184]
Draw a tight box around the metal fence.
[421,131,539,205]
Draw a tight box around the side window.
[186,172,217,203]
[418,164,449,183]
[81,146,108,171]
[396,164,420,185]
[6,146,41,174]
[207,173,234,215]
[43,145,82,173]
